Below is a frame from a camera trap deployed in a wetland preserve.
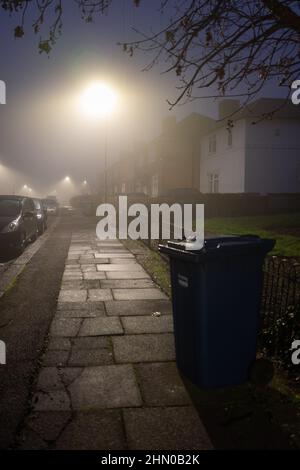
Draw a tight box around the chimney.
[219,100,240,120]
[161,116,177,134]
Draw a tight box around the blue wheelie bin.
[159,235,275,388]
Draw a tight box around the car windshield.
[33,200,41,210]
[0,199,21,217]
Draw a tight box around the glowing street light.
[64,176,71,183]
[79,81,118,202]
[79,82,117,119]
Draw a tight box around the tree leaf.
[14,25,24,38]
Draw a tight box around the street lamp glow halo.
[80,81,117,119]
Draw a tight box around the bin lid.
[159,234,275,261]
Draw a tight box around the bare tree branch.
[1,0,300,108]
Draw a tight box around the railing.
[259,257,300,369]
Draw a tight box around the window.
[208,134,216,154]
[24,198,34,212]
[227,129,233,146]
[151,174,159,197]
[33,199,41,210]
[208,173,219,193]
[0,199,20,217]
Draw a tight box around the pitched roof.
[219,97,300,123]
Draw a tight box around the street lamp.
[79,81,117,202]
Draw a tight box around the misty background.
[0,0,285,200]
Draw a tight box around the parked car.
[59,205,75,216]
[33,198,47,235]
[0,195,38,255]
[43,198,59,216]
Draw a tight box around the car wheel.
[30,227,38,242]
[38,223,44,236]
[16,232,25,256]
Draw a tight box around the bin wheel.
[248,358,274,387]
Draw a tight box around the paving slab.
[113,334,175,363]
[60,368,83,386]
[64,265,82,271]
[124,407,212,450]
[105,300,172,316]
[54,411,125,450]
[81,265,97,272]
[62,273,83,281]
[57,301,104,312]
[55,308,105,318]
[88,288,113,301]
[97,264,144,272]
[42,350,70,367]
[61,281,87,291]
[98,248,128,253]
[68,349,114,366]
[72,336,110,349]
[68,365,142,409]
[79,317,123,336]
[101,279,155,289]
[58,290,87,303]
[25,411,72,442]
[83,272,106,280]
[95,253,134,259]
[48,337,71,351]
[110,258,139,264]
[135,362,191,406]
[50,318,82,337]
[33,390,71,411]
[121,315,174,334]
[105,271,151,280]
[113,288,168,301]
[79,259,106,264]
[79,255,95,261]
[37,368,64,392]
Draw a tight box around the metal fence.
[259,257,300,368]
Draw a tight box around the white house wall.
[200,119,246,193]
[244,118,300,193]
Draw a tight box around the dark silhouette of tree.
[1,0,300,108]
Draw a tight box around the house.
[107,113,214,198]
[104,97,300,199]
[200,98,300,194]
[147,113,214,197]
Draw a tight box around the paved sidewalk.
[19,231,212,450]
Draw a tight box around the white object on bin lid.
[175,232,204,251]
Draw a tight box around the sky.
[0,0,286,198]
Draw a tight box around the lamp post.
[79,82,117,203]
